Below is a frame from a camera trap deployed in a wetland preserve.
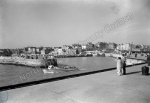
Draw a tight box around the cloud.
[1,0,150,48]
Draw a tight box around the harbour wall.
[0,56,45,67]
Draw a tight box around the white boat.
[93,52,105,57]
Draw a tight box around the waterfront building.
[108,43,117,49]
[62,45,77,56]
[40,47,54,55]
[117,43,131,51]
[50,50,58,56]
[62,45,73,50]
[116,43,143,53]
[76,47,82,54]
[82,45,87,50]
[41,49,45,55]
[95,42,109,50]
[66,49,76,56]
[24,47,36,54]
[140,45,150,53]
[72,44,82,54]
[55,48,64,55]
[36,48,40,54]
[0,50,3,56]
[86,42,95,51]
[72,44,82,49]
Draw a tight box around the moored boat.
[93,53,105,57]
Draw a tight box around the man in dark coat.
[121,54,126,75]
[147,53,150,66]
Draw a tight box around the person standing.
[135,52,137,58]
[116,57,122,76]
[147,53,150,66]
[121,54,126,75]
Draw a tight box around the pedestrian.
[147,53,150,66]
[124,52,127,56]
[135,52,137,58]
[121,54,126,75]
[116,57,122,76]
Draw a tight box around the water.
[0,57,116,87]
[58,57,116,70]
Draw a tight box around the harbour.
[0,0,150,102]
[0,55,146,89]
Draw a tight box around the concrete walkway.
[4,63,150,103]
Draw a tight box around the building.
[41,49,45,55]
[72,44,82,54]
[86,42,95,51]
[117,43,131,51]
[140,45,150,53]
[62,45,77,56]
[62,45,73,50]
[95,42,108,50]
[82,45,87,50]
[24,47,36,54]
[116,43,142,52]
[108,43,117,49]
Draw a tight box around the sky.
[0,0,150,48]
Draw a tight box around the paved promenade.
[5,62,150,103]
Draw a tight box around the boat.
[93,53,100,57]
[43,65,79,74]
[86,52,93,57]
[93,52,105,57]
[78,52,86,57]
[99,53,105,57]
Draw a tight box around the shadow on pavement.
[126,71,141,75]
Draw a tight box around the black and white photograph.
[0,0,150,103]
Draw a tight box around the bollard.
[147,55,150,66]
[148,60,150,66]
[142,66,149,76]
